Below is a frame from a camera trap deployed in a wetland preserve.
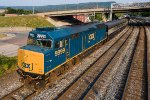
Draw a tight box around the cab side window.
[71,33,79,39]
[55,40,65,48]
[65,39,68,46]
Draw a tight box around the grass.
[0,33,7,38]
[0,15,54,28]
[0,55,17,77]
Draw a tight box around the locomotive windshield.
[27,38,52,48]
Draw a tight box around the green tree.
[6,7,32,15]
[95,14,102,21]
[115,13,124,19]
[6,7,16,14]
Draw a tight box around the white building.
[0,9,5,14]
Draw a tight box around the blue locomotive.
[17,19,127,87]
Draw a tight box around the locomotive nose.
[18,49,44,75]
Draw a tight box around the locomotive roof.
[34,22,106,40]
[105,19,126,29]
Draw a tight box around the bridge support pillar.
[109,11,112,21]
[102,13,107,22]
[93,12,96,20]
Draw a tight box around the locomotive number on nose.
[55,48,66,56]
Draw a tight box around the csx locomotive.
[17,19,127,87]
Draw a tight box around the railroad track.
[54,25,136,100]
[146,26,150,100]
[83,26,140,100]
[122,26,148,100]
[1,85,24,100]
[1,84,36,100]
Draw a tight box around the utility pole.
[65,0,67,10]
[109,3,113,21]
[33,7,35,14]
[77,0,79,10]
[97,3,98,9]
[32,0,35,14]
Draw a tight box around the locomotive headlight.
[39,69,43,74]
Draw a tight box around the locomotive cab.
[17,28,54,80]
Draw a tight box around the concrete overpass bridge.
[112,2,150,13]
[37,8,109,17]
[37,2,150,17]
[36,2,150,25]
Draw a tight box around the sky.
[0,0,149,6]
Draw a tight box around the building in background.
[0,9,5,14]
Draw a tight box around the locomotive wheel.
[64,64,70,71]
[72,58,76,65]
[72,56,81,65]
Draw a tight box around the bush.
[95,14,102,21]
[6,7,32,15]
[0,55,17,76]
[0,13,5,16]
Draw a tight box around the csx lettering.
[55,48,65,56]
[22,62,30,68]
[89,33,95,40]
